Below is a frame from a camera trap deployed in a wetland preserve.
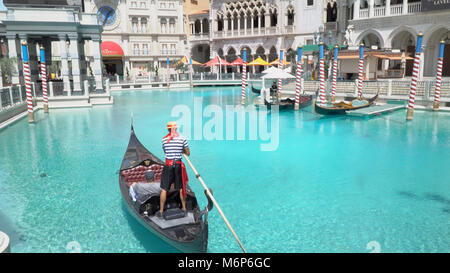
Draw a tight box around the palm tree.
[0,57,17,85]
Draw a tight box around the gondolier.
[158,121,190,218]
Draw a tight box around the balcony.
[190,33,210,41]
[357,2,422,19]
[213,25,295,39]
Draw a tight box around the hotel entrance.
[101,41,124,76]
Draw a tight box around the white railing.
[374,6,386,17]
[355,3,422,19]
[391,4,403,15]
[359,9,369,19]
[408,2,422,13]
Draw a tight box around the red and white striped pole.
[294,46,303,110]
[406,33,424,121]
[241,50,247,105]
[331,45,339,103]
[21,41,34,123]
[278,50,284,100]
[433,40,445,111]
[40,46,49,113]
[318,42,326,106]
[357,43,365,99]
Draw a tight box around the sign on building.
[421,0,450,11]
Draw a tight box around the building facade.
[84,0,187,78]
[0,1,105,93]
[346,0,450,77]
[207,0,347,73]
[184,0,211,65]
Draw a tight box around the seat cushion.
[121,164,164,186]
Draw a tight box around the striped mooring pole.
[21,41,34,123]
[357,43,365,99]
[278,50,284,100]
[406,33,424,121]
[166,57,170,88]
[189,57,194,88]
[40,46,49,113]
[433,40,445,111]
[331,45,339,103]
[294,45,303,110]
[241,49,247,105]
[318,42,326,106]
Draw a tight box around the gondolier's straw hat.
[166,121,178,129]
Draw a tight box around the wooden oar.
[183,154,247,253]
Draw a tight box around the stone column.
[231,16,234,37]
[244,15,247,36]
[7,35,21,85]
[369,0,374,17]
[59,36,71,95]
[402,0,408,14]
[224,18,228,36]
[91,35,104,92]
[237,16,241,36]
[385,0,391,16]
[68,35,82,94]
[78,40,87,84]
[257,14,261,35]
[251,15,254,35]
[138,17,141,33]
[28,42,39,83]
[354,0,360,19]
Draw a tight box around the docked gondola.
[264,95,313,110]
[251,85,261,94]
[119,124,213,253]
[314,91,379,115]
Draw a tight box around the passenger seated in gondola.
[129,170,161,204]
[270,81,277,93]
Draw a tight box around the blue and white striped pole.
[166,57,170,88]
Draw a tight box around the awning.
[302,44,347,52]
[373,54,414,61]
[338,54,368,60]
[204,56,231,67]
[101,41,124,58]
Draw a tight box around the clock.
[97,6,117,27]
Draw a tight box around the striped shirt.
[162,135,189,160]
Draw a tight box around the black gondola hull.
[314,92,379,115]
[119,126,210,253]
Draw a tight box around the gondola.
[251,85,261,94]
[264,95,313,110]
[119,124,214,253]
[314,90,379,115]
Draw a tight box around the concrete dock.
[347,104,405,117]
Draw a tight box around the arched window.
[169,18,176,34]
[161,18,167,33]
[141,18,147,33]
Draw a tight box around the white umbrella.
[261,70,296,79]
[262,66,282,74]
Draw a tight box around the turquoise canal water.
[0,87,449,253]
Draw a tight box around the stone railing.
[358,2,422,19]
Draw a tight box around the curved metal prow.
[205,189,214,212]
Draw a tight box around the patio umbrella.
[230,57,245,66]
[269,58,291,66]
[248,57,270,66]
[262,66,283,74]
[174,56,203,67]
[261,69,296,79]
[204,56,231,67]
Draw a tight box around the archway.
[424,26,450,77]
[390,30,416,76]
